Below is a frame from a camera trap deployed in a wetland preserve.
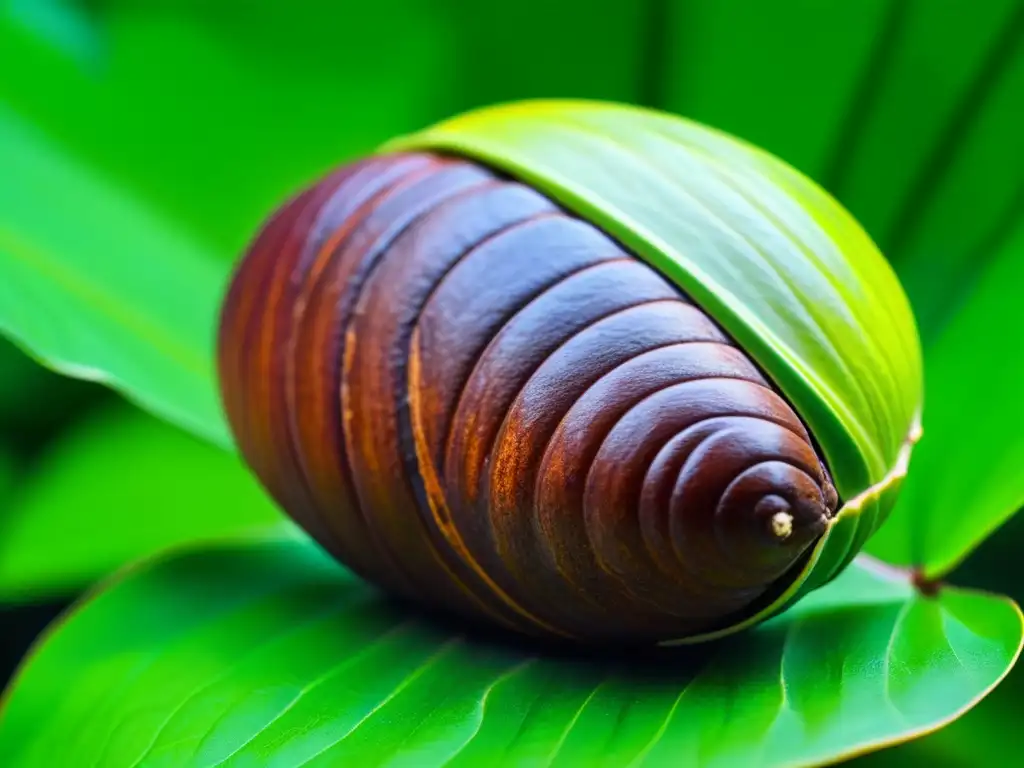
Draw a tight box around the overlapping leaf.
[657,0,1024,584]
[0,538,1019,768]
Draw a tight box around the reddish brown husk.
[217,153,839,643]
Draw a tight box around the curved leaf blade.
[0,1,457,259]
[850,646,1024,768]
[389,99,924,605]
[390,101,923,505]
[0,105,232,447]
[0,405,285,604]
[868,217,1024,575]
[1,539,1018,767]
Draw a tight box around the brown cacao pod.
[217,102,922,644]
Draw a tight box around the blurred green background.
[0,0,1021,764]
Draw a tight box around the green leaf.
[867,218,1024,576]
[854,521,1024,767]
[391,100,922,498]
[0,1,458,259]
[884,16,1023,343]
[655,0,1023,583]
[0,1,648,260]
[1,539,1019,768]
[0,404,285,604]
[850,654,1024,768]
[826,0,1022,277]
[659,0,893,182]
[389,99,923,611]
[0,105,232,447]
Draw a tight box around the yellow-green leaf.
[389,99,923,604]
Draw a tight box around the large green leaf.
[883,9,1023,343]
[857,4,1024,577]
[867,217,1024,576]
[0,538,1018,767]
[825,0,1022,296]
[0,0,456,258]
[652,0,1024,582]
[853,524,1024,768]
[0,104,232,447]
[0,404,285,604]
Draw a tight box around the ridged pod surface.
[220,151,842,643]
[218,101,922,644]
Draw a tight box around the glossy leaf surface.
[0,405,285,604]
[0,105,231,447]
[851,650,1024,768]
[867,218,1024,576]
[1,538,1020,768]
[391,100,923,606]
[852,519,1024,768]
[392,100,922,504]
